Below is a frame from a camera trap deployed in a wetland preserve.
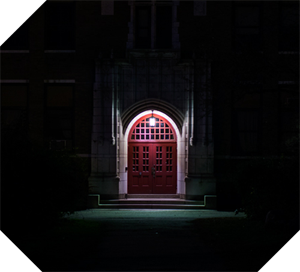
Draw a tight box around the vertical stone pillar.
[88,58,119,201]
[185,59,216,204]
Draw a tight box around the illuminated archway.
[118,110,187,197]
[127,112,177,194]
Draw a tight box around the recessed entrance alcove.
[118,101,187,199]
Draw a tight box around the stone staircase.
[90,194,217,209]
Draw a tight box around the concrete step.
[126,194,180,199]
[99,198,205,209]
[96,203,206,209]
[88,194,216,209]
[101,199,204,205]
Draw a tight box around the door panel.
[152,143,176,194]
[166,176,173,186]
[132,176,139,186]
[128,144,152,194]
[128,143,176,194]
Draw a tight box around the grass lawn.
[191,217,298,271]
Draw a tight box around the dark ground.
[7,209,298,271]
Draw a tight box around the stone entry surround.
[88,50,216,205]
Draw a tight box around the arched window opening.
[129,114,176,142]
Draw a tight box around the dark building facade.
[1,1,299,209]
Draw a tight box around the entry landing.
[99,194,208,209]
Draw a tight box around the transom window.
[129,115,176,142]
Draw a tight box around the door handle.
[152,166,156,177]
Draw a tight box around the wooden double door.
[128,143,177,194]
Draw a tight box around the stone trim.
[0,50,29,53]
[44,50,75,53]
[0,79,29,83]
[44,79,75,83]
[121,98,185,135]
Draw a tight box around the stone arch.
[121,99,185,135]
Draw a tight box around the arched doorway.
[128,114,177,194]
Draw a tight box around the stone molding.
[121,98,185,134]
